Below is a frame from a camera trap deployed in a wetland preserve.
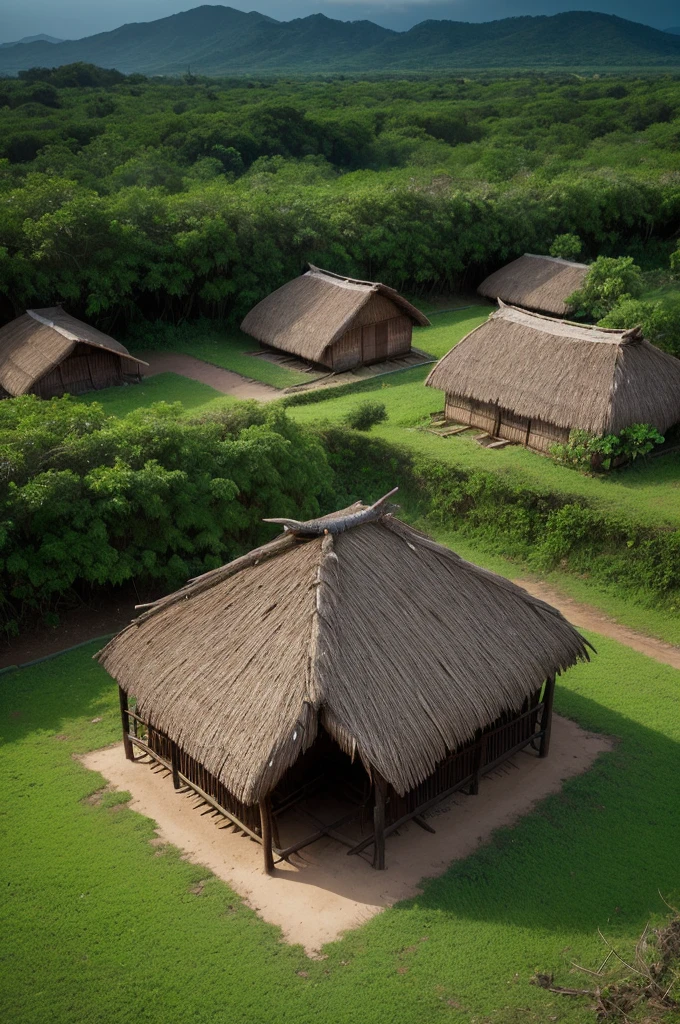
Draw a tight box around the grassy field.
[128,323,317,390]
[1,627,678,1024]
[74,373,233,417]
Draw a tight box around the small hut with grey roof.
[97,489,590,873]
[0,307,147,399]
[478,254,589,316]
[241,265,430,371]
[427,302,680,452]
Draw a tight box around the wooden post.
[118,686,133,761]
[259,797,275,874]
[372,773,387,871]
[539,675,556,758]
[469,732,486,795]
[171,741,181,790]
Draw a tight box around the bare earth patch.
[83,716,610,956]
[138,352,281,402]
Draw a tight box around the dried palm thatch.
[0,307,147,397]
[478,254,589,316]
[97,500,589,807]
[426,302,680,436]
[240,265,430,363]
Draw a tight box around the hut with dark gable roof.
[97,490,590,873]
[478,254,589,316]
[426,303,680,452]
[241,265,430,371]
[0,307,147,399]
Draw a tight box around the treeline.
[1,68,679,325]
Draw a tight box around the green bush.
[343,401,388,431]
[567,256,643,320]
[598,295,680,357]
[550,425,665,471]
[0,395,333,636]
[549,233,582,260]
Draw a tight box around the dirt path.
[514,579,680,671]
[138,352,281,402]
[84,718,610,955]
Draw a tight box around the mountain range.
[0,6,679,76]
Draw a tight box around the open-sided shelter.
[241,265,430,371]
[97,490,590,873]
[426,302,680,452]
[0,307,147,399]
[478,254,589,316]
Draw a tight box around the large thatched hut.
[426,303,680,452]
[97,491,590,873]
[241,265,430,371]
[478,254,589,316]
[0,308,147,399]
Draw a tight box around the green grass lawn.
[2,630,678,1024]
[74,373,236,417]
[414,305,493,358]
[288,366,680,529]
[129,323,318,390]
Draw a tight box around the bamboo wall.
[328,314,413,370]
[445,392,570,452]
[31,344,139,398]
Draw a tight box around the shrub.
[550,424,664,471]
[343,401,388,431]
[549,233,582,260]
[567,256,643,320]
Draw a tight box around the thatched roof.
[478,254,589,316]
[241,265,430,362]
[96,501,589,805]
[0,308,147,397]
[426,303,680,436]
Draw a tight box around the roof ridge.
[524,253,589,269]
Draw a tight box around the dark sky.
[3,1,678,43]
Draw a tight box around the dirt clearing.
[83,716,610,956]
[138,352,281,401]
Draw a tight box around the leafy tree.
[549,233,582,260]
[566,256,643,320]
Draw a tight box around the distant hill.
[666,27,680,35]
[0,33,63,49]
[0,6,678,75]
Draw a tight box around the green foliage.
[550,425,665,471]
[343,401,388,431]
[549,233,582,260]
[599,294,680,357]
[567,256,644,319]
[0,74,679,325]
[0,395,332,635]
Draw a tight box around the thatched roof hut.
[0,307,147,399]
[97,492,589,871]
[427,303,680,451]
[478,254,589,316]
[241,265,430,371]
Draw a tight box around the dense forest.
[1,66,680,331]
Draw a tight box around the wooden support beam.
[372,773,387,871]
[539,675,555,758]
[469,733,486,796]
[259,797,275,875]
[171,741,181,790]
[118,686,133,761]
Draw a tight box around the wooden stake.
[171,741,181,790]
[118,686,133,761]
[539,675,556,758]
[372,773,387,871]
[259,797,275,874]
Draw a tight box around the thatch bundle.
[240,265,429,365]
[426,302,680,437]
[478,254,589,316]
[0,307,147,398]
[97,503,589,806]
